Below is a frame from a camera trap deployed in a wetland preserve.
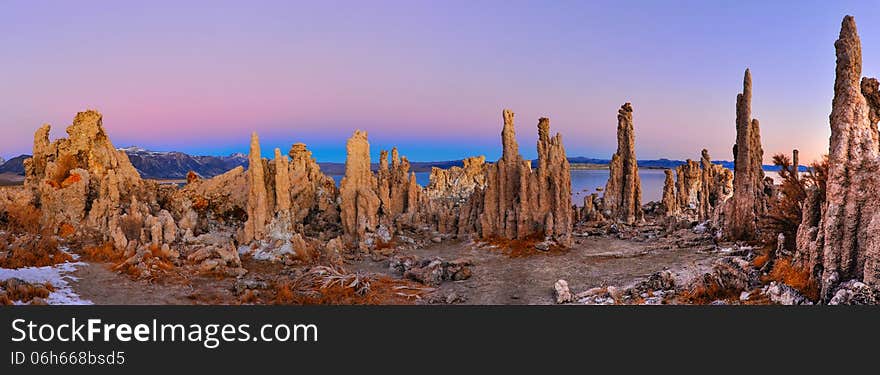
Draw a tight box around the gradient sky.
[3,1,880,163]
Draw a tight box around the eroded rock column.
[723,69,766,241]
[604,103,643,224]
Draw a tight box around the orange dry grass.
[0,279,54,305]
[3,203,41,234]
[752,249,771,269]
[0,235,72,269]
[274,281,295,304]
[81,242,125,263]
[482,235,567,258]
[58,223,76,238]
[115,245,176,278]
[678,275,742,305]
[763,258,819,301]
[239,290,259,304]
[274,275,423,305]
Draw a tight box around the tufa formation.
[604,103,643,224]
[796,15,880,299]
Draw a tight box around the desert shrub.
[678,274,742,304]
[271,266,424,305]
[805,155,828,201]
[81,242,125,262]
[760,154,829,252]
[0,279,54,304]
[760,154,806,250]
[2,203,41,235]
[0,235,72,269]
[752,248,771,269]
[58,223,76,238]
[762,257,820,301]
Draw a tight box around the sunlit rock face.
[338,130,381,244]
[476,110,572,245]
[796,15,880,300]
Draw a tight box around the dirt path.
[67,234,720,305]
[69,262,237,305]
[352,236,721,304]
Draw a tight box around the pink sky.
[3,1,879,163]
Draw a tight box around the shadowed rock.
[723,68,766,241]
[604,103,643,224]
[662,169,677,217]
[796,15,880,299]
[242,132,269,243]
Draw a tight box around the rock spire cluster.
[723,69,767,241]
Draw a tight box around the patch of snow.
[0,252,91,305]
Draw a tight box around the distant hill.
[565,157,805,172]
[120,146,248,179]
[0,149,806,180]
[0,154,29,175]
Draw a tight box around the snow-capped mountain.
[120,147,248,179]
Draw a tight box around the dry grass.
[760,153,806,250]
[760,154,829,251]
[0,235,73,269]
[678,276,742,305]
[0,279,55,305]
[58,223,76,238]
[481,235,567,258]
[752,248,771,269]
[762,257,820,301]
[3,203,41,235]
[114,244,176,279]
[239,289,259,304]
[272,266,426,305]
[80,242,126,263]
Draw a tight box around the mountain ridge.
[0,148,804,180]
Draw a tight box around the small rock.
[431,236,442,243]
[535,241,551,251]
[554,279,573,304]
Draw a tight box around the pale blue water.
[329,169,667,206]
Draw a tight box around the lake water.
[324,170,787,207]
[330,169,669,206]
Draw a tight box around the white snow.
[0,250,92,305]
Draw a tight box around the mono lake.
[330,168,670,206]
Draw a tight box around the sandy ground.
[65,231,722,305]
[0,173,24,186]
[350,235,720,305]
[69,261,247,305]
